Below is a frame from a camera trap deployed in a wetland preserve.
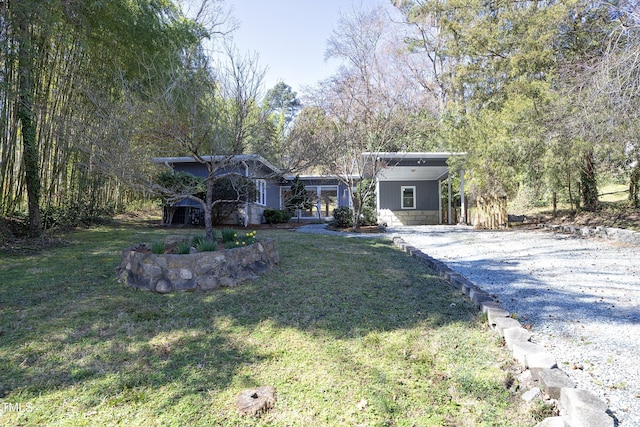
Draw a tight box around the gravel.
[389,225,640,426]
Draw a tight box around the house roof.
[152,152,463,182]
[152,154,281,175]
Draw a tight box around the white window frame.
[256,179,267,206]
[401,186,416,210]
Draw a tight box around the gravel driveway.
[390,225,640,426]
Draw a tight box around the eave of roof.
[361,152,466,160]
[152,154,281,175]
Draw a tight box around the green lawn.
[0,221,539,426]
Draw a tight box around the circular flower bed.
[116,231,279,293]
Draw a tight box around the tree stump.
[234,385,276,417]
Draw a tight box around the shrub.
[263,209,292,224]
[360,205,378,226]
[221,228,237,243]
[332,206,353,228]
[41,200,115,230]
[190,234,207,247]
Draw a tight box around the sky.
[185,0,396,94]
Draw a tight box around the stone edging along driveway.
[390,224,640,427]
[391,235,612,427]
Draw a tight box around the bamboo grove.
[0,0,204,235]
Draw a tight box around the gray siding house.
[152,155,283,226]
[153,152,464,227]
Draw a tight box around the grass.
[195,240,217,252]
[150,240,165,254]
[0,220,538,426]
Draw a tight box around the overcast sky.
[184,0,396,94]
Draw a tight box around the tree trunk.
[17,13,42,236]
[630,159,640,208]
[204,176,215,242]
[352,194,361,230]
[580,150,598,212]
[567,173,574,213]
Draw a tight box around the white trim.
[401,186,416,210]
[460,170,466,224]
[376,179,380,216]
[256,179,267,206]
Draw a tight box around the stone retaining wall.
[116,239,279,293]
[538,223,640,245]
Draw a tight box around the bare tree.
[306,5,422,228]
[142,44,267,241]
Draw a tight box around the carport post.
[459,170,466,224]
[448,175,453,225]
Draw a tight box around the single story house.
[152,152,465,226]
[152,154,282,226]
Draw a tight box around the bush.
[332,206,353,228]
[41,200,115,230]
[263,209,292,224]
[360,205,378,226]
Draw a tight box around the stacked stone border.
[117,239,279,293]
[538,223,640,246]
[392,235,615,427]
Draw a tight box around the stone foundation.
[378,209,440,226]
[116,239,279,293]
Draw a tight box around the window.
[280,185,338,217]
[401,186,416,209]
[256,179,267,205]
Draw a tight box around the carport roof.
[362,152,465,182]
